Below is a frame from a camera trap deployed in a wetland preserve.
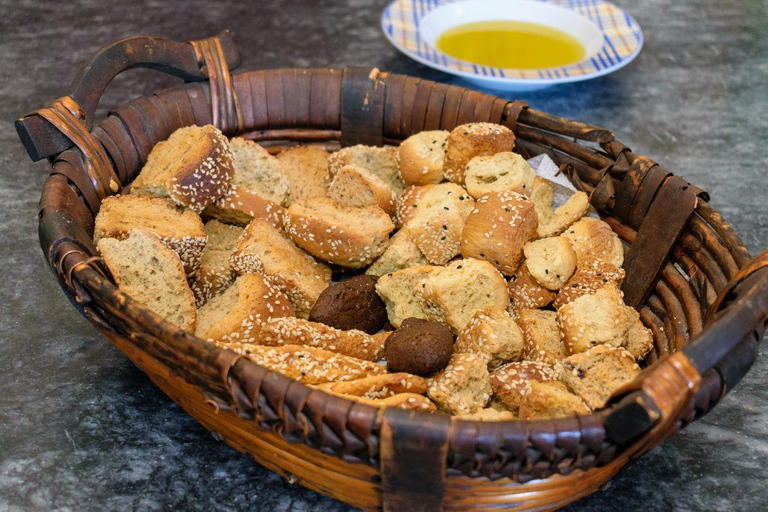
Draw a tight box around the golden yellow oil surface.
[436,21,586,69]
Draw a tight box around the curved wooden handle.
[16,31,240,161]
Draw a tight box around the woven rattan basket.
[17,32,768,511]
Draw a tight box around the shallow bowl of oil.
[381,0,644,92]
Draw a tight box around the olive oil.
[436,21,586,69]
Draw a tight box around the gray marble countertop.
[1,0,766,510]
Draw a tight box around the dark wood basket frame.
[18,32,768,510]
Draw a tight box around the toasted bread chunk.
[230,218,331,318]
[563,217,624,268]
[395,184,434,228]
[397,183,475,228]
[226,344,385,384]
[284,197,394,268]
[507,263,556,318]
[257,317,387,361]
[375,265,438,328]
[464,152,535,199]
[523,236,577,290]
[329,164,396,215]
[455,306,524,369]
[195,273,294,343]
[366,227,430,277]
[418,258,510,333]
[317,373,428,399]
[518,381,591,420]
[202,185,285,228]
[530,176,554,225]
[98,229,196,331]
[461,190,538,276]
[490,361,560,411]
[329,145,405,194]
[443,123,515,185]
[559,345,640,409]
[191,220,243,306]
[538,191,590,238]
[518,309,567,363]
[94,194,206,277]
[427,353,492,415]
[398,130,448,186]
[558,284,630,354]
[623,306,654,361]
[276,145,331,205]
[131,125,234,212]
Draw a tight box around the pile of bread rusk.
[94,122,652,421]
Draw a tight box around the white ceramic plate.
[381,0,643,91]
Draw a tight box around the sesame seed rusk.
[94,194,207,277]
[275,145,332,205]
[131,125,234,213]
[517,381,591,420]
[257,317,388,361]
[490,360,560,412]
[538,190,590,238]
[328,164,397,216]
[98,229,196,332]
[563,217,625,268]
[316,373,428,399]
[517,309,568,364]
[366,227,430,277]
[398,130,448,186]
[316,389,437,412]
[223,344,385,385]
[190,220,243,307]
[522,236,577,291]
[230,218,331,318]
[455,305,525,370]
[328,144,405,194]
[443,122,515,185]
[464,151,535,199]
[284,197,394,268]
[557,284,630,355]
[507,262,556,319]
[460,190,538,277]
[427,353,492,415]
[375,265,439,328]
[195,273,295,343]
[557,344,640,409]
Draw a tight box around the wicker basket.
[16,32,768,511]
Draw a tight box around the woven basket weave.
[17,32,768,511]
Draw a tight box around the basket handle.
[16,31,241,162]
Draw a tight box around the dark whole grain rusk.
[308,275,387,334]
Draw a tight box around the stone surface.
[1,0,766,510]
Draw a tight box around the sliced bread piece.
[276,145,331,205]
[328,164,396,215]
[195,273,294,343]
[257,317,387,361]
[329,145,405,194]
[464,151,535,199]
[229,218,331,318]
[202,186,285,229]
[558,344,640,409]
[131,125,234,212]
[460,190,538,276]
[190,220,243,306]
[98,229,196,331]
[375,265,439,328]
[522,236,577,290]
[284,197,394,268]
[229,137,290,204]
[398,130,448,186]
[366,227,430,277]
[94,194,206,277]
[418,258,510,333]
[443,123,515,185]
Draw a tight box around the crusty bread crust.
[131,125,234,212]
[284,197,394,268]
[94,194,207,277]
